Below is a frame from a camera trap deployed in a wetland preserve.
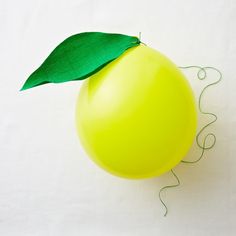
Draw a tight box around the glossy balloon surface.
[76,45,197,179]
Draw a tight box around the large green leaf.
[21,32,140,91]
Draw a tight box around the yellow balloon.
[76,45,197,179]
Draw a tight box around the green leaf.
[21,32,140,91]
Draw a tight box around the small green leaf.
[21,32,140,91]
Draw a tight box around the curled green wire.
[159,169,180,217]
[180,66,222,163]
[158,66,222,216]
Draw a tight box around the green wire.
[158,66,222,216]
[180,66,222,163]
[159,169,180,217]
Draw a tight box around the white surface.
[0,0,235,235]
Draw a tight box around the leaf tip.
[20,79,31,91]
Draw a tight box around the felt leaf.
[21,32,140,91]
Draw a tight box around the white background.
[0,0,235,235]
